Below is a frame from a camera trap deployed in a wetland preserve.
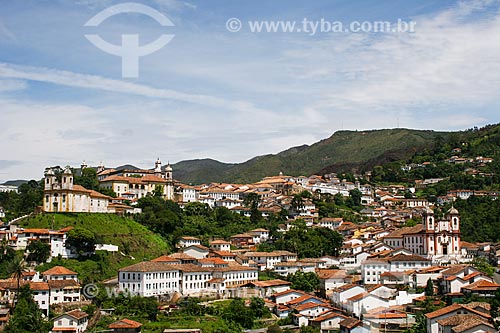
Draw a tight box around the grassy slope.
[173,128,447,184]
[19,213,169,282]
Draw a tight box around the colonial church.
[384,207,462,263]
[43,158,175,213]
[43,166,111,213]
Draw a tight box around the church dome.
[447,207,459,215]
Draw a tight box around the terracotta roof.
[180,236,200,241]
[245,279,291,288]
[19,228,50,234]
[317,269,348,280]
[198,258,228,265]
[346,292,371,302]
[182,244,209,251]
[461,279,500,291]
[150,255,181,263]
[462,271,481,280]
[168,253,197,260]
[441,265,468,276]
[271,289,306,298]
[287,294,325,306]
[62,309,88,320]
[388,254,430,262]
[28,282,50,291]
[119,261,180,273]
[384,225,423,238]
[334,283,364,293]
[48,279,79,289]
[212,251,236,257]
[425,304,491,319]
[436,314,491,332]
[311,311,347,322]
[210,239,230,244]
[42,266,77,276]
[108,318,142,329]
[294,301,331,312]
[464,302,491,311]
[340,317,361,329]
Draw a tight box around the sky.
[1,0,500,182]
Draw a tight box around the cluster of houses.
[0,265,143,333]
[0,224,118,260]
[38,161,374,218]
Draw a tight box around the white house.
[244,251,297,270]
[425,303,492,333]
[181,245,210,259]
[118,261,180,297]
[177,236,201,248]
[345,293,388,318]
[310,311,348,331]
[331,284,366,309]
[271,289,307,305]
[52,309,88,333]
[273,261,316,276]
[318,269,349,295]
[209,240,231,252]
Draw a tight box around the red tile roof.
[108,318,142,329]
[42,266,77,276]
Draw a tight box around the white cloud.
[282,0,500,113]
[0,62,264,113]
[0,79,27,92]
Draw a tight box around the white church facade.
[384,207,463,264]
[43,166,111,213]
[42,158,175,213]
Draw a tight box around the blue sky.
[1,0,500,182]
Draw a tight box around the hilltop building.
[43,166,111,213]
[98,158,174,200]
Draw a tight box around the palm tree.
[8,257,27,308]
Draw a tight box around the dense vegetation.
[4,285,51,333]
[19,213,169,282]
[172,128,446,183]
[91,293,273,333]
[0,180,43,220]
[372,124,500,191]
[453,197,500,243]
[258,219,343,258]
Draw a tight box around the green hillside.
[18,213,169,282]
[173,128,448,184]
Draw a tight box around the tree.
[153,185,164,197]
[8,258,27,308]
[288,271,319,292]
[267,325,283,333]
[66,227,97,255]
[348,189,362,207]
[26,241,51,263]
[425,278,434,296]
[472,257,495,277]
[98,187,117,198]
[243,193,262,223]
[4,285,50,332]
[74,168,99,190]
[222,298,255,329]
[250,297,269,318]
[405,313,426,333]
